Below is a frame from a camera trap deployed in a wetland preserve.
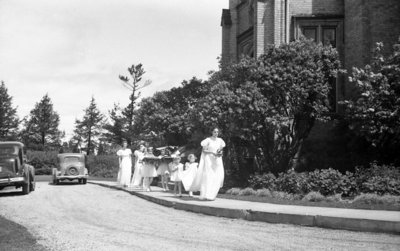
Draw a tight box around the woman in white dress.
[116,140,132,187]
[141,147,158,191]
[192,128,226,200]
[131,144,145,188]
[181,154,198,197]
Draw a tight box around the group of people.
[116,128,226,201]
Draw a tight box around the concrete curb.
[88,181,400,234]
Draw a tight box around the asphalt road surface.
[0,182,399,251]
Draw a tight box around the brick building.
[221,0,400,105]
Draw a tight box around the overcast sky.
[0,0,228,139]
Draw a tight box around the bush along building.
[220,0,400,172]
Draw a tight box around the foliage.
[73,97,105,155]
[255,188,272,197]
[118,63,151,145]
[21,94,63,150]
[354,162,400,195]
[0,81,19,140]
[247,163,399,196]
[191,38,342,174]
[103,103,127,145]
[274,170,309,194]
[238,187,257,196]
[302,191,325,202]
[27,151,58,175]
[248,173,276,190]
[86,155,119,178]
[341,39,400,164]
[352,193,400,206]
[133,77,210,146]
[307,168,356,196]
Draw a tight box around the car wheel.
[83,179,87,184]
[78,179,82,184]
[30,180,35,191]
[22,174,30,195]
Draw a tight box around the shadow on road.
[0,190,25,197]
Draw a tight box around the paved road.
[0,182,399,251]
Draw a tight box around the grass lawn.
[0,215,47,251]
[218,194,400,211]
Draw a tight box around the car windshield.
[0,145,18,155]
[0,159,16,173]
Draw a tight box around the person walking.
[116,140,132,187]
[141,147,158,191]
[131,144,145,188]
[192,128,225,200]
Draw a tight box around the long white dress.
[192,137,225,200]
[181,162,198,191]
[131,150,144,187]
[116,148,132,186]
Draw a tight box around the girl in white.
[169,155,183,196]
[157,149,171,191]
[192,128,226,200]
[181,154,198,197]
[141,147,158,192]
[116,140,132,187]
[131,144,145,188]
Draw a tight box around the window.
[294,18,344,112]
[302,27,317,42]
[299,25,337,48]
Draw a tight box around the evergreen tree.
[103,103,126,145]
[0,81,19,140]
[22,94,62,149]
[73,97,105,155]
[119,63,151,144]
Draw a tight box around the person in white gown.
[192,128,226,200]
[141,147,158,192]
[116,140,132,187]
[131,144,145,188]
[181,154,198,197]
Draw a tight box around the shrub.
[27,151,58,175]
[302,191,326,202]
[326,194,344,203]
[87,155,119,178]
[256,188,272,197]
[248,173,276,190]
[307,168,356,196]
[352,193,400,205]
[225,188,241,195]
[271,191,296,200]
[238,187,257,196]
[275,170,309,194]
[354,163,400,195]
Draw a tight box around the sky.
[0,0,228,140]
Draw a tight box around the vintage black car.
[0,141,35,194]
[53,153,88,184]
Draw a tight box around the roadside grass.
[219,188,400,211]
[0,215,47,251]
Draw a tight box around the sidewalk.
[88,180,400,234]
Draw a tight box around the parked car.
[0,141,35,194]
[53,153,88,184]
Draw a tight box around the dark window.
[301,27,317,41]
[322,27,336,48]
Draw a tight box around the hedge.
[248,163,400,196]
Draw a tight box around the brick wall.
[344,0,400,98]
[289,0,344,16]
